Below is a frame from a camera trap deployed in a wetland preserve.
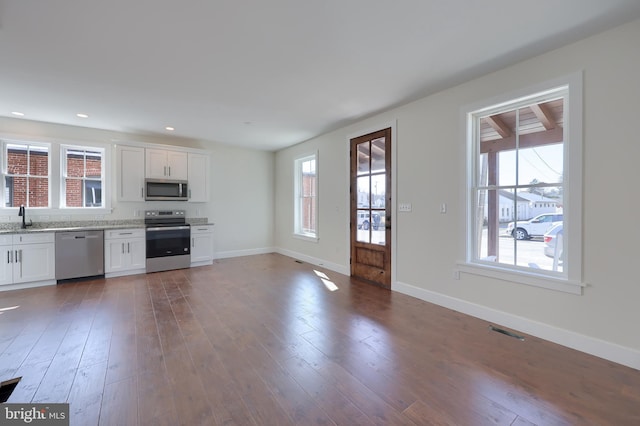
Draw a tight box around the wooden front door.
[350,128,391,288]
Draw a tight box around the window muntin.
[62,146,104,208]
[294,154,317,239]
[467,86,571,280]
[3,142,50,208]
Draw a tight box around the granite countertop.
[0,218,211,234]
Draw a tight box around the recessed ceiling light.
[76,113,89,118]
[165,126,175,131]
[11,111,25,116]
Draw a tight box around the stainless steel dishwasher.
[55,230,105,281]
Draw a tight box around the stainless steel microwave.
[145,179,189,201]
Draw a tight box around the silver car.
[506,213,563,240]
[543,223,563,258]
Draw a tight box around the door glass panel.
[371,174,385,208]
[372,212,385,245]
[371,137,386,173]
[356,176,370,208]
[357,143,370,175]
[356,210,371,243]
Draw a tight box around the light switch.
[399,203,412,212]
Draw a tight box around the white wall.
[274,19,640,368]
[0,117,275,258]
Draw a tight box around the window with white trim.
[61,146,105,208]
[3,141,51,208]
[294,153,318,239]
[463,75,583,293]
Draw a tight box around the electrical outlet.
[452,270,460,280]
[440,203,447,214]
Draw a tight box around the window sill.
[457,262,584,295]
[293,233,319,243]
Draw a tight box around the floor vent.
[0,377,21,403]
[489,325,525,341]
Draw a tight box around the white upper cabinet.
[117,145,145,201]
[188,153,210,202]
[145,148,188,180]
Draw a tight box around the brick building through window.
[63,148,103,207]
[5,145,49,208]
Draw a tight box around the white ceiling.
[2,1,640,151]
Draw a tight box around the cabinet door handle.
[192,237,195,248]
[122,243,125,254]
[141,187,144,198]
[6,251,9,264]
[127,242,130,253]
[168,166,171,176]
[19,250,22,277]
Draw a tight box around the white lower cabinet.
[0,233,56,288]
[104,228,146,277]
[190,225,214,266]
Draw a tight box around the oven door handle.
[146,226,191,232]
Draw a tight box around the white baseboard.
[105,268,146,279]
[393,280,640,371]
[215,247,275,259]
[275,248,349,276]
[0,279,56,292]
[190,260,214,268]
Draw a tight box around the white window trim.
[2,139,52,209]
[460,72,583,294]
[293,151,319,242]
[0,137,112,215]
[60,144,107,210]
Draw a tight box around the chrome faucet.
[18,204,32,229]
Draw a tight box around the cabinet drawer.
[190,225,213,234]
[105,228,145,240]
[13,233,55,245]
[0,234,13,245]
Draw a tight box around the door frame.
[345,120,397,287]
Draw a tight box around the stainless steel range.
[145,209,190,273]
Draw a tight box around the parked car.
[357,212,381,230]
[505,213,563,240]
[543,223,563,258]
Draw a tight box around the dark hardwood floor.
[1,253,639,425]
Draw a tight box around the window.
[294,153,318,240]
[463,75,583,293]
[3,142,50,208]
[61,146,105,208]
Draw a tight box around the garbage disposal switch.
[55,230,105,281]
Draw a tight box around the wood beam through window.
[480,127,563,154]
[530,103,556,130]
[485,115,512,138]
